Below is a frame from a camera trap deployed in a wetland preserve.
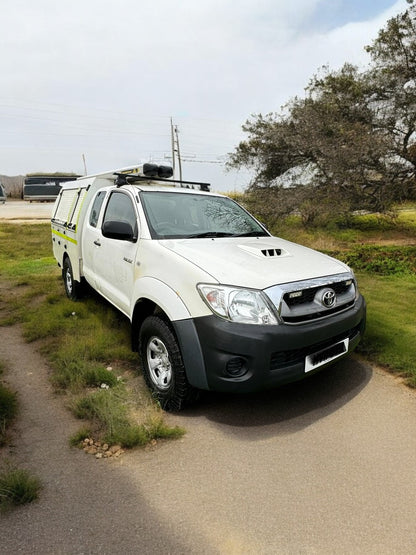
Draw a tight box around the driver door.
[94,190,139,316]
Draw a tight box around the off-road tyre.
[63,257,83,301]
[139,315,199,411]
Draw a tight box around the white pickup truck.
[51,164,366,410]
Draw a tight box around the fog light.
[226,357,247,377]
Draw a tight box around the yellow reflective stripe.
[52,228,78,245]
[120,166,142,174]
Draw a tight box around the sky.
[0,0,408,191]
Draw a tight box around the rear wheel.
[139,315,198,411]
[63,258,83,301]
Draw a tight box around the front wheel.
[63,257,83,301]
[139,315,198,411]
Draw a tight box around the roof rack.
[114,172,211,192]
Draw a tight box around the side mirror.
[102,220,135,241]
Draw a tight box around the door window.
[89,191,106,227]
[102,191,137,235]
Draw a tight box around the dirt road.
[1,324,416,554]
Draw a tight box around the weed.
[52,360,119,391]
[69,427,93,447]
[0,467,42,510]
[0,363,18,445]
[147,414,185,440]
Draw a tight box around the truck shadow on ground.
[182,358,372,439]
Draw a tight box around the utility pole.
[82,153,88,176]
[170,118,176,178]
[170,118,182,181]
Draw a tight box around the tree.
[228,1,416,224]
[229,65,393,221]
[365,0,416,197]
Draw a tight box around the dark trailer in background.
[23,175,79,202]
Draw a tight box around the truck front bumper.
[173,295,366,393]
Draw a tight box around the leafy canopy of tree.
[228,0,416,226]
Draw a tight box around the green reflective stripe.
[52,228,78,245]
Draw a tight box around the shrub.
[0,384,18,445]
[0,467,41,509]
[325,245,416,276]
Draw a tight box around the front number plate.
[305,338,349,373]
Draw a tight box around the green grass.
[0,360,17,447]
[357,273,416,386]
[0,225,54,276]
[325,245,416,276]
[69,427,93,447]
[71,386,147,447]
[1,257,57,279]
[270,205,416,250]
[0,385,18,446]
[71,387,184,447]
[0,467,42,510]
[0,361,18,446]
[0,362,41,510]
[51,360,120,390]
[0,223,184,449]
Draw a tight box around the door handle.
[94,239,101,246]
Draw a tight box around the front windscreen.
[140,191,269,240]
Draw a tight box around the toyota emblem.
[321,289,336,308]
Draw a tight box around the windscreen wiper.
[186,231,236,238]
[232,231,269,237]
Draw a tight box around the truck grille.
[265,273,357,325]
[283,280,351,307]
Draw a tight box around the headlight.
[348,269,360,301]
[197,284,279,325]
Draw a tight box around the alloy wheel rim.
[147,336,172,390]
[65,269,73,294]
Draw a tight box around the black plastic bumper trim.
[174,295,366,393]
